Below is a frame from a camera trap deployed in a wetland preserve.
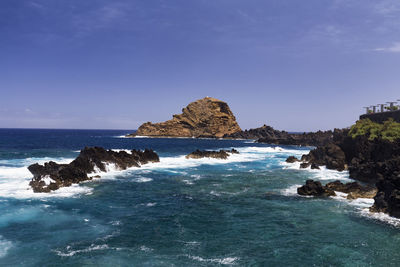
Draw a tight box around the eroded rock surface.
[287,127,400,217]
[185,149,239,159]
[130,97,242,138]
[297,179,376,199]
[225,124,334,146]
[28,147,159,192]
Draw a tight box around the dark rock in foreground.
[185,149,239,159]
[297,179,376,199]
[28,147,159,193]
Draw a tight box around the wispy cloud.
[28,1,45,10]
[375,42,400,53]
[72,3,129,34]
[373,0,400,16]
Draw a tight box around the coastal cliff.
[129,97,242,138]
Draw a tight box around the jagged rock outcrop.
[28,147,159,193]
[225,124,334,146]
[300,143,347,171]
[225,124,285,140]
[287,126,400,218]
[297,180,376,199]
[297,180,335,197]
[285,156,299,163]
[129,97,242,138]
[185,149,239,159]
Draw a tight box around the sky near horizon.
[1,0,400,131]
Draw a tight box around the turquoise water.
[1,129,400,266]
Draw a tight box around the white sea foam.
[237,146,307,156]
[139,245,153,252]
[54,244,109,257]
[0,166,32,179]
[111,149,132,154]
[283,181,400,227]
[133,177,153,183]
[281,162,351,182]
[186,255,239,265]
[359,209,400,227]
[280,184,306,197]
[0,157,73,167]
[209,190,221,196]
[0,236,12,258]
[114,135,129,138]
[42,175,56,186]
[340,196,400,227]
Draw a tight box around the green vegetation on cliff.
[349,118,400,142]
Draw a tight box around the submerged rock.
[130,97,242,138]
[28,147,159,193]
[185,149,239,159]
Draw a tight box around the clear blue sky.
[1,0,400,131]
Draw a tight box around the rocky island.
[28,147,159,192]
[127,97,242,138]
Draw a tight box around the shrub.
[349,118,400,141]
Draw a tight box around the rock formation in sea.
[128,97,242,138]
[28,147,159,193]
[297,179,377,199]
[185,149,239,159]
[225,124,334,147]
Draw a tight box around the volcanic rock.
[130,97,242,138]
[297,179,376,199]
[297,180,335,197]
[285,156,299,163]
[225,124,335,146]
[185,149,239,159]
[28,147,159,193]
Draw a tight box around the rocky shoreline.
[285,121,400,218]
[224,124,335,147]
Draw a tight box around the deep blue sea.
[1,129,400,266]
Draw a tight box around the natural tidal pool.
[1,129,400,266]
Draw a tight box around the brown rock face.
[133,97,242,138]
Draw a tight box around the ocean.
[1,129,400,266]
